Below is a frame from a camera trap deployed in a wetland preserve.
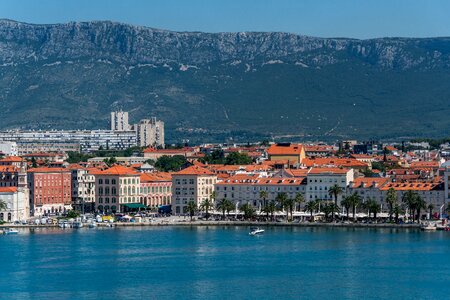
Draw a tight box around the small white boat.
[2,228,18,235]
[249,227,265,235]
[421,223,437,231]
[88,222,97,228]
[73,221,83,229]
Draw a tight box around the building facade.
[0,187,29,222]
[28,167,72,216]
[140,173,172,208]
[306,168,354,202]
[136,117,165,147]
[172,166,217,214]
[92,165,141,213]
[111,111,130,131]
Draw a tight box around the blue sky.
[1,0,449,39]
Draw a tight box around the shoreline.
[0,221,422,229]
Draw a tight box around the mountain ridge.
[0,20,450,143]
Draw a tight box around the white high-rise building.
[111,111,130,131]
[136,117,165,147]
[0,141,18,156]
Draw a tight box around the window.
[105,179,110,184]
[99,179,103,184]
[112,179,116,184]
[98,187,103,195]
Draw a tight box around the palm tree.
[427,203,434,220]
[385,188,397,222]
[305,200,318,221]
[240,203,256,220]
[283,197,296,222]
[0,199,7,211]
[392,204,403,223]
[402,190,418,222]
[349,192,362,221]
[415,196,426,222]
[200,198,214,220]
[275,192,289,221]
[295,193,305,212]
[216,198,233,220]
[262,200,278,221]
[259,190,268,207]
[328,184,343,221]
[365,198,380,220]
[322,202,339,222]
[186,201,197,221]
[341,196,352,219]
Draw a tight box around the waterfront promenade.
[0,219,422,229]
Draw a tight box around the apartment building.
[111,111,130,131]
[215,174,306,208]
[140,172,172,208]
[136,117,165,147]
[306,168,354,202]
[69,165,96,213]
[92,165,141,213]
[28,167,72,216]
[172,166,217,214]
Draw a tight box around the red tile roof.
[0,156,23,162]
[308,167,350,175]
[267,143,304,155]
[90,165,140,176]
[0,187,18,193]
[174,166,214,176]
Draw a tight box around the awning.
[122,203,147,209]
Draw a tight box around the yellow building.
[266,143,306,164]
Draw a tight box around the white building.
[0,130,137,153]
[0,141,18,156]
[70,166,96,213]
[0,185,29,222]
[172,166,217,215]
[306,168,354,202]
[136,117,165,147]
[215,174,306,209]
[111,111,130,131]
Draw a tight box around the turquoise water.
[1,226,449,299]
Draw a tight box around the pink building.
[28,167,72,216]
[140,172,172,208]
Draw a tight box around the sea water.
[0,226,449,299]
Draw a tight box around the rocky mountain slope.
[1,19,450,142]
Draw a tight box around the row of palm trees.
[183,186,448,223]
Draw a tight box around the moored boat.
[421,222,437,231]
[2,228,18,235]
[249,227,265,235]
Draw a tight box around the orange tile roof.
[284,168,310,177]
[303,158,368,168]
[379,182,443,191]
[0,187,18,193]
[267,143,304,155]
[305,145,334,152]
[174,165,215,176]
[144,147,194,154]
[27,167,70,173]
[22,152,59,157]
[217,174,304,186]
[0,165,20,172]
[351,177,390,188]
[308,167,350,175]
[140,172,172,183]
[409,161,439,169]
[91,165,140,176]
[0,156,23,162]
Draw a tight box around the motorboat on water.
[88,222,97,228]
[421,222,437,231]
[73,221,84,229]
[2,228,18,235]
[249,227,265,235]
